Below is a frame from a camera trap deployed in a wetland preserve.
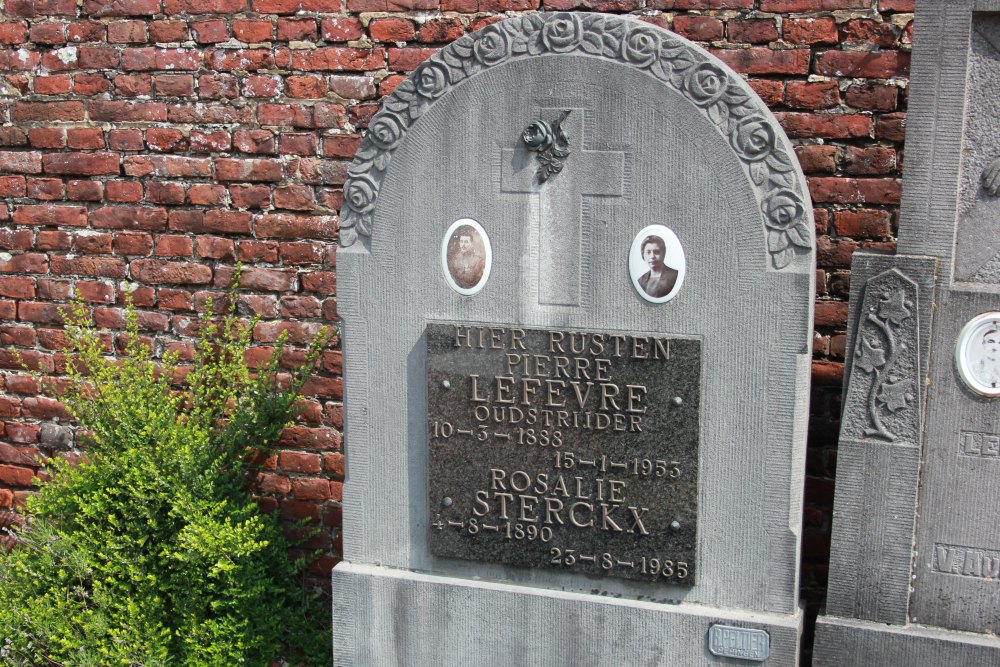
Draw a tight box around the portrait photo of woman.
[629,225,686,303]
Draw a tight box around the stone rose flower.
[473,25,511,66]
[623,26,661,68]
[685,62,728,107]
[344,174,378,214]
[731,116,776,163]
[762,189,806,231]
[522,120,553,152]
[415,62,449,100]
[368,113,405,151]
[541,13,582,53]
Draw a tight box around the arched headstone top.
[339,12,813,271]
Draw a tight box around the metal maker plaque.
[427,322,700,585]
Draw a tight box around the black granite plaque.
[427,322,700,585]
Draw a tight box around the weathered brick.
[417,18,464,43]
[833,209,892,238]
[90,101,168,122]
[154,235,193,257]
[279,425,340,449]
[761,0,865,9]
[0,152,42,174]
[18,301,63,324]
[369,17,415,42]
[209,48,275,71]
[386,47,435,71]
[776,113,873,140]
[279,450,322,474]
[25,178,62,201]
[123,155,212,178]
[50,256,128,278]
[215,158,283,182]
[280,294,321,317]
[845,82,899,111]
[320,16,364,40]
[146,181,186,205]
[710,47,810,76]
[794,145,837,174]
[0,464,35,487]
[277,17,317,41]
[876,112,906,142]
[285,76,327,99]
[195,236,235,260]
[0,254,49,274]
[301,270,336,295]
[11,101,85,122]
[674,15,723,41]
[113,231,153,255]
[785,81,840,110]
[83,0,160,15]
[90,206,168,231]
[35,75,71,95]
[130,259,212,284]
[73,232,113,254]
[256,213,337,240]
[79,46,121,69]
[106,180,144,202]
[0,277,35,299]
[328,75,376,100]
[66,180,104,200]
[728,18,778,44]
[215,266,297,291]
[808,177,902,205]
[187,184,228,205]
[163,0,245,12]
[279,242,322,265]
[230,184,272,208]
[232,19,273,42]
[813,51,910,79]
[13,205,87,227]
[293,47,387,72]
[842,18,900,48]
[844,146,897,176]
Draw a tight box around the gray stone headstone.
[333,13,815,665]
[815,1,1000,663]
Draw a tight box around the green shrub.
[0,290,332,666]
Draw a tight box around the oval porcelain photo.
[629,224,686,303]
[955,312,1000,397]
[441,218,492,296]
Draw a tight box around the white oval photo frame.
[629,225,686,303]
[955,311,1000,398]
[441,218,492,296]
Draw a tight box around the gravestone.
[814,0,1000,663]
[332,13,815,665]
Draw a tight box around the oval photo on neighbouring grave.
[442,218,492,295]
[955,312,1000,397]
[629,225,686,303]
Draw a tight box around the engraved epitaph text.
[427,322,700,584]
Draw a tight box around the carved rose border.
[339,12,813,270]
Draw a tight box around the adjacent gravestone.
[814,1,1000,663]
[333,13,815,665]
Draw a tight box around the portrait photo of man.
[956,313,1000,397]
[442,220,491,294]
[974,325,1000,389]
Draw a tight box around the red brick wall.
[0,0,909,637]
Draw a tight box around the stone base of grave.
[332,562,803,666]
[813,614,1000,666]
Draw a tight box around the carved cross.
[501,109,625,306]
